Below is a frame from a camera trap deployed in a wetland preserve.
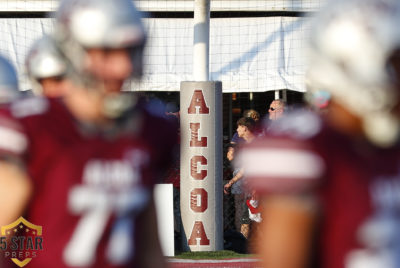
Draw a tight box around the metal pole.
[282,89,287,102]
[180,0,223,252]
[274,90,280,100]
[229,94,233,140]
[193,0,210,81]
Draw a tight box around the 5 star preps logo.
[0,217,43,267]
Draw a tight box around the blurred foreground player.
[0,55,21,105]
[0,55,24,228]
[235,0,400,267]
[25,35,68,98]
[0,0,176,267]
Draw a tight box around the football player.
[235,0,400,267]
[25,35,68,98]
[0,55,25,225]
[0,55,21,104]
[0,0,176,267]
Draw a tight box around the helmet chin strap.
[63,54,137,121]
[102,92,137,119]
[85,78,138,120]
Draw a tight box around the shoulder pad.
[266,109,322,140]
[11,97,49,118]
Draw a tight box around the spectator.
[224,117,257,240]
[235,0,400,267]
[267,99,286,121]
[0,1,177,268]
[230,109,260,145]
[243,109,261,122]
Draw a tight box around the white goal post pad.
[180,81,223,252]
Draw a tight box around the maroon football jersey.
[0,96,177,268]
[236,110,400,268]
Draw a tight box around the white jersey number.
[63,185,149,267]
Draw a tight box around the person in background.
[25,35,69,98]
[230,109,260,144]
[226,110,260,240]
[0,0,177,267]
[225,117,257,240]
[235,0,400,267]
[243,109,261,125]
[267,99,286,121]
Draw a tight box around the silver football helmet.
[0,55,20,104]
[26,35,67,94]
[54,0,146,81]
[306,0,400,147]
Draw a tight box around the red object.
[246,199,260,214]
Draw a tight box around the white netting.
[0,0,324,92]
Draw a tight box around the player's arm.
[257,194,318,268]
[0,161,32,226]
[135,197,166,268]
[0,110,32,227]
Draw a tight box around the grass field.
[168,251,260,268]
[172,250,255,260]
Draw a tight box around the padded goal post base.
[180,81,223,252]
